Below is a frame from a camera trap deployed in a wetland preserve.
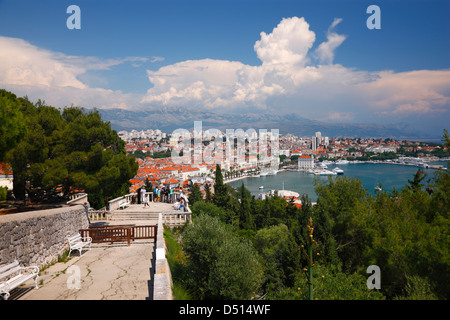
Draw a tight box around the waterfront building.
[298,155,315,170]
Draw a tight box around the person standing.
[83,202,90,224]
[143,194,150,208]
[141,187,146,204]
[161,186,166,203]
[165,187,169,203]
[137,187,142,204]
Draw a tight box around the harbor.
[228,159,448,202]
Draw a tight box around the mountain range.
[98,107,431,140]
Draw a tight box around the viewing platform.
[4,201,190,300]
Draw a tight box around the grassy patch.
[163,226,192,300]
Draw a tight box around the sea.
[228,161,448,202]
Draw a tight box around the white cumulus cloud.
[314,18,347,64]
[0,15,449,132]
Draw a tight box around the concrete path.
[10,202,175,300]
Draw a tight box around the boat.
[332,167,344,175]
[314,169,337,176]
[374,186,382,192]
[336,159,349,165]
[259,186,264,189]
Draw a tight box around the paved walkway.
[11,203,175,300]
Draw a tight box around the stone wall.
[0,205,89,268]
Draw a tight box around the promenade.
[11,202,175,300]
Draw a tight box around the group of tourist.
[134,186,188,211]
[151,186,174,203]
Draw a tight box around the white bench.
[68,234,92,257]
[118,198,130,209]
[0,260,39,300]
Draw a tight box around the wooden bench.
[68,234,92,257]
[0,260,39,300]
[118,198,130,210]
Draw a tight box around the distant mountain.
[98,107,430,139]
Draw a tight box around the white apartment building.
[298,155,315,170]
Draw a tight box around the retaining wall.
[0,205,89,268]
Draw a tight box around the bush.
[0,186,7,201]
[182,213,263,299]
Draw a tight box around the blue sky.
[0,0,449,137]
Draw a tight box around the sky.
[0,0,449,137]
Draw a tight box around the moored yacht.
[314,169,337,176]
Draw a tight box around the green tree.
[182,213,262,299]
[254,224,300,291]
[237,183,253,230]
[0,90,27,161]
[4,91,137,207]
[188,184,203,207]
[213,164,229,208]
[407,169,427,192]
[191,201,227,221]
[314,176,370,273]
[204,183,212,203]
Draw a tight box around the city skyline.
[0,0,449,138]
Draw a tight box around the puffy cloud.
[142,17,322,110]
[1,15,449,130]
[314,18,347,64]
[0,36,86,89]
[0,35,147,109]
[254,17,315,66]
[141,16,450,125]
[358,69,450,115]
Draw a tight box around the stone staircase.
[111,210,160,221]
[110,203,179,222]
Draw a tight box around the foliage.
[188,183,203,207]
[172,129,449,300]
[254,224,300,291]
[0,90,27,161]
[2,89,138,208]
[204,183,212,202]
[163,226,192,300]
[212,165,230,208]
[191,201,227,221]
[182,213,263,299]
[313,163,449,299]
[0,186,7,201]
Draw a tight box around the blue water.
[228,161,448,202]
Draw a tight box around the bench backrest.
[68,234,82,245]
[0,261,21,280]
